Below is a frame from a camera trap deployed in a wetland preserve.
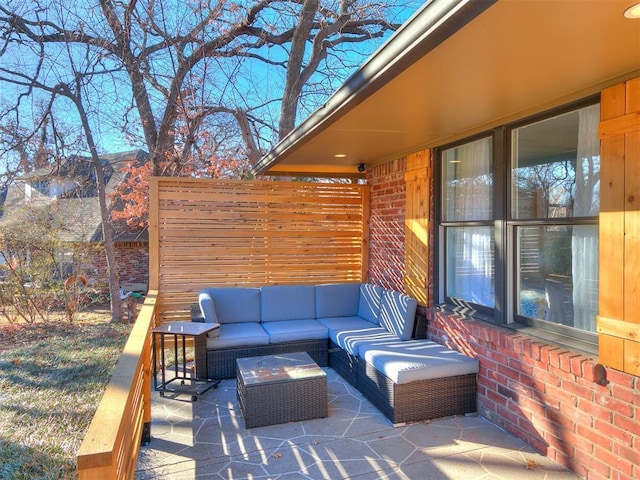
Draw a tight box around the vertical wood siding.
[598,78,640,376]
[149,178,369,323]
[404,150,430,305]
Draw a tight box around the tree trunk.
[279,0,320,139]
[71,94,123,323]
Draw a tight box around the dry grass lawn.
[0,306,132,479]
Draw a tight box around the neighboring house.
[0,150,149,289]
[254,1,640,479]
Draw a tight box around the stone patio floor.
[136,368,581,479]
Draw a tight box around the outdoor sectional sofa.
[196,283,479,424]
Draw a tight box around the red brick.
[580,454,611,480]
[508,335,526,354]
[486,348,509,366]
[569,354,586,377]
[593,418,634,446]
[477,374,497,393]
[519,373,546,394]
[550,349,571,371]
[507,421,542,448]
[560,353,582,374]
[534,369,562,388]
[564,404,594,429]
[545,384,577,409]
[508,356,534,376]
[612,442,640,467]
[497,364,521,382]
[605,368,635,388]
[582,361,605,384]
[612,414,639,444]
[581,468,612,480]
[562,378,594,402]
[610,383,639,405]
[547,447,574,471]
[594,392,634,417]
[578,459,610,480]
[594,444,635,477]
[543,431,573,457]
[576,423,610,450]
[527,341,544,362]
[548,363,571,380]
[486,388,509,408]
[495,403,521,426]
[577,398,613,423]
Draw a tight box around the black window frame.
[435,96,600,354]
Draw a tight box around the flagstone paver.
[136,368,580,480]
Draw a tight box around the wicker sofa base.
[329,341,477,424]
[359,362,477,424]
[200,337,477,425]
[202,339,328,380]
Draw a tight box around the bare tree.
[0,15,125,321]
[0,1,412,320]
[0,0,407,169]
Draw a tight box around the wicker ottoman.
[236,352,328,428]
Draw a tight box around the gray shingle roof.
[0,150,149,243]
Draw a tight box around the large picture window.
[438,100,600,345]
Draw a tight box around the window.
[438,100,600,345]
[441,137,495,309]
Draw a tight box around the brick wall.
[369,155,640,480]
[367,158,406,291]
[87,242,149,290]
[427,311,639,480]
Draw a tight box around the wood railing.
[76,291,157,479]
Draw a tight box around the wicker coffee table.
[236,352,328,428]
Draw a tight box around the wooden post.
[597,77,640,376]
[403,149,431,306]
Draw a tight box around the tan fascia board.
[252,0,497,176]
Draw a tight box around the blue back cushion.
[261,285,316,322]
[378,289,417,340]
[198,287,261,323]
[315,283,360,318]
[358,284,383,324]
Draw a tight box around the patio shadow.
[136,369,580,479]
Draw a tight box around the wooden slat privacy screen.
[598,77,640,376]
[149,178,369,323]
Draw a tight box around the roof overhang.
[254,0,640,177]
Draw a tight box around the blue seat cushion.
[317,316,378,334]
[261,285,316,322]
[378,290,417,340]
[199,287,261,324]
[358,340,479,384]
[331,327,398,356]
[262,320,328,344]
[358,284,383,324]
[315,283,361,318]
[205,323,270,349]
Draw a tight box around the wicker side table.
[236,352,327,428]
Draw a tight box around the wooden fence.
[149,178,370,324]
[76,291,157,479]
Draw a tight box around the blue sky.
[0,1,424,167]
